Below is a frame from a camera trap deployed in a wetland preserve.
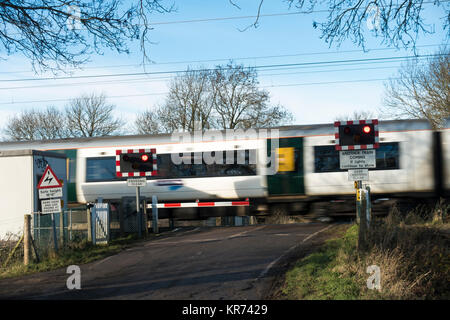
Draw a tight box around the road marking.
[92,255,114,267]
[145,225,267,246]
[256,225,333,280]
[227,226,266,239]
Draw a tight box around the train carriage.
[0,118,448,220]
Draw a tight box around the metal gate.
[92,199,110,245]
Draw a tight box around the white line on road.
[227,225,266,239]
[145,225,267,246]
[256,225,334,280]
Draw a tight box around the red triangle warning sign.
[37,165,63,189]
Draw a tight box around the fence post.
[358,187,368,252]
[91,206,96,246]
[152,195,159,234]
[136,186,142,238]
[143,200,149,237]
[51,213,58,253]
[69,209,72,241]
[87,207,92,242]
[366,186,372,228]
[24,214,31,266]
[59,211,64,247]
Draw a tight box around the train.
[0,118,449,221]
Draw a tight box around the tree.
[134,109,161,134]
[210,63,293,129]
[238,0,449,49]
[156,68,215,132]
[335,110,377,121]
[0,1,173,72]
[382,50,450,129]
[3,106,67,141]
[139,63,294,133]
[65,92,124,137]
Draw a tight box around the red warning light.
[344,126,351,134]
[363,125,371,134]
[141,154,149,162]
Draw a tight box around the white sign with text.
[340,150,376,169]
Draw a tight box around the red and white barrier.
[146,200,249,209]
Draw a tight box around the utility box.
[0,149,67,237]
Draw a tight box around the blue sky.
[0,0,448,138]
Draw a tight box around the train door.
[267,137,305,195]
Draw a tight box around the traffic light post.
[116,149,158,236]
[335,120,379,250]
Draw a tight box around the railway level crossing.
[116,148,250,234]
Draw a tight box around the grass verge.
[0,234,145,280]
[278,201,449,300]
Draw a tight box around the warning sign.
[37,165,63,189]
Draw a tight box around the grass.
[0,234,146,280]
[279,200,450,300]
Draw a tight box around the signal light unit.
[334,119,379,150]
[116,148,157,177]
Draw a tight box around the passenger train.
[1,119,449,219]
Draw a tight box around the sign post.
[117,149,157,237]
[335,119,379,250]
[37,165,64,252]
[127,177,146,237]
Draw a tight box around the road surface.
[0,223,338,300]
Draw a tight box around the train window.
[375,143,400,170]
[314,142,400,173]
[154,150,257,179]
[85,150,257,182]
[207,150,257,177]
[86,157,118,182]
[314,146,343,173]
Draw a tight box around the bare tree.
[236,0,449,49]
[66,92,123,137]
[382,50,450,129]
[138,63,294,134]
[335,110,377,121]
[3,106,67,141]
[157,68,214,132]
[0,1,174,72]
[210,63,294,129]
[134,109,161,134]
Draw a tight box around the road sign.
[41,198,62,214]
[37,165,63,189]
[348,169,369,181]
[39,187,63,199]
[339,149,376,169]
[127,177,147,187]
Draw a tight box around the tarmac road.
[0,223,337,300]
